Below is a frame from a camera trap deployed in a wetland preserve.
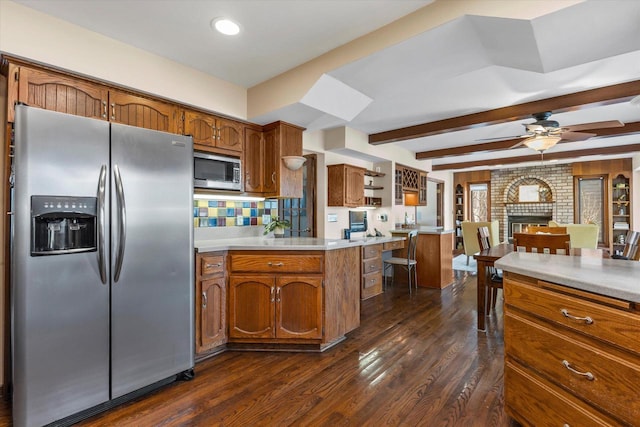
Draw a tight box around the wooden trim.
[416,121,640,160]
[432,143,640,171]
[370,80,640,145]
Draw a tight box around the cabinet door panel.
[199,277,227,351]
[18,66,108,121]
[262,128,278,194]
[229,275,274,339]
[276,276,322,339]
[109,90,177,133]
[216,118,243,153]
[185,110,216,148]
[244,127,264,193]
[346,167,365,206]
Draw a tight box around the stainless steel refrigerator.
[12,105,194,427]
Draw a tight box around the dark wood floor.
[0,270,517,426]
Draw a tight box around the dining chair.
[477,226,502,314]
[612,230,640,261]
[525,226,568,234]
[513,232,570,255]
[383,230,418,294]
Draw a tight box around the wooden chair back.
[477,226,492,251]
[525,226,568,234]
[513,232,570,255]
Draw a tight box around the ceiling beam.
[416,121,640,159]
[369,80,640,145]
[431,144,640,171]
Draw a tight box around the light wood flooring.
[0,271,517,426]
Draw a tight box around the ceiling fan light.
[523,135,561,152]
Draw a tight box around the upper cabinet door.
[244,127,264,193]
[109,89,178,133]
[216,118,243,153]
[16,66,109,122]
[184,110,217,148]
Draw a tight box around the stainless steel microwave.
[194,152,242,191]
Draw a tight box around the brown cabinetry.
[261,121,305,198]
[243,126,265,193]
[195,252,227,356]
[327,164,365,207]
[183,109,243,155]
[418,171,428,205]
[504,272,640,426]
[611,173,632,255]
[361,244,382,300]
[8,62,179,133]
[228,252,323,341]
[395,165,427,206]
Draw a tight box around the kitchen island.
[390,227,455,288]
[495,252,640,426]
[193,236,404,356]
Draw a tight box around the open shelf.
[364,169,385,177]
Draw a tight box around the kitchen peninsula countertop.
[195,235,404,253]
[495,251,640,302]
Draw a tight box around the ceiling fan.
[481,112,624,153]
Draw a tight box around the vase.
[274,226,285,238]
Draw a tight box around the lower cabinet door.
[229,275,275,339]
[275,276,323,339]
[198,277,227,352]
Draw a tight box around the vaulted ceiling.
[11,0,640,170]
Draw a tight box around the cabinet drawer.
[383,240,404,251]
[361,272,382,300]
[230,254,323,273]
[200,255,225,276]
[504,278,640,356]
[362,244,382,260]
[362,257,382,275]
[505,361,617,427]
[505,311,640,425]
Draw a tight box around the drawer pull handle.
[267,262,284,267]
[270,286,275,302]
[276,287,281,302]
[562,360,594,381]
[561,309,593,325]
[205,263,222,268]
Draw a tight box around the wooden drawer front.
[362,257,382,275]
[505,312,640,425]
[362,244,382,260]
[361,272,382,300]
[230,254,323,273]
[200,255,225,276]
[383,240,404,251]
[505,362,617,427]
[505,278,640,356]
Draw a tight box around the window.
[469,183,489,222]
[575,176,605,243]
[278,154,316,237]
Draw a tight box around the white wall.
[0,1,246,119]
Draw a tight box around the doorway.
[279,154,316,237]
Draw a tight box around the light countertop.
[390,227,455,235]
[495,252,640,302]
[195,235,404,253]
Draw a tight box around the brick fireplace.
[490,164,574,242]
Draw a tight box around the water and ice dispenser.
[31,196,97,255]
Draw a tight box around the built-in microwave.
[194,152,242,191]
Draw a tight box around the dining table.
[474,243,609,331]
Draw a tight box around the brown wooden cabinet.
[183,109,243,155]
[611,172,632,255]
[327,164,365,207]
[195,252,227,356]
[504,272,640,426]
[228,252,323,341]
[244,122,305,197]
[418,171,428,205]
[361,243,382,300]
[8,62,179,133]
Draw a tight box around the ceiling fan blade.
[559,131,597,142]
[563,120,624,132]
[475,135,522,142]
[510,139,527,149]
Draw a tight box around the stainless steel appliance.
[12,105,194,427]
[193,151,241,191]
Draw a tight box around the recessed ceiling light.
[211,18,240,36]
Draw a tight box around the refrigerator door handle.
[97,164,108,284]
[113,164,127,283]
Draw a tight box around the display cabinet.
[611,173,632,255]
[454,184,465,253]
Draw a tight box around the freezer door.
[110,123,194,398]
[12,106,110,426]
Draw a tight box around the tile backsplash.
[194,199,278,228]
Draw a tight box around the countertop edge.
[195,236,405,253]
[495,252,640,302]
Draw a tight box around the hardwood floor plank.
[0,271,518,426]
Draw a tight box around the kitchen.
[1,1,640,426]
